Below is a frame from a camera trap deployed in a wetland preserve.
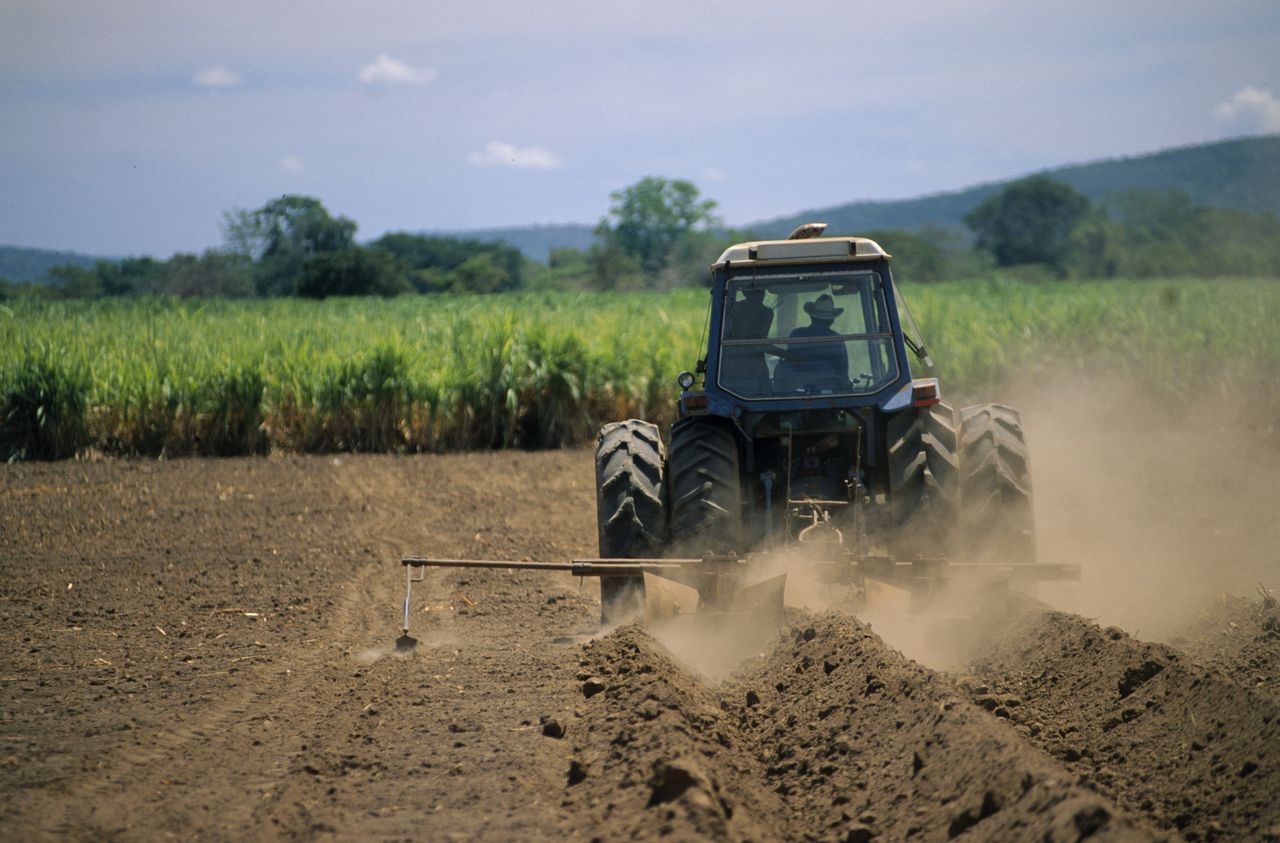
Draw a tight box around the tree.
[964,176,1090,272]
[95,257,167,296]
[537,247,594,290]
[862,228,950,283]
[223,196,357,295]
[587,237,643,290]
[1063,210,1122,279]
[47,264,101,298]
[450,254,510,294]
[370,232,523,293]
[597,177,721,276]
[1096,189,1280,278]
[295,247,408,298]
[161,251,255,298]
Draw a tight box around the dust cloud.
[355,628,463,664]
[858,582,1019,671]
[648,614,777,679]
[868,369,1280,668]
[1007,369,1280,640]
[788,367,1277,668]
[635,369,1280,675]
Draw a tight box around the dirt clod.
[843,823,875,842]
[1117,660,1166,698]
[1073,805,1112,836]
[646,759,710,807]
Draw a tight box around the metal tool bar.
[403,557,576,571]
[395,551,1081,639]
[401,556,701,572]
[402,555,1080,581]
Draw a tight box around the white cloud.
[701,166,729,182]
[466,140,563,170]
[1213,85,1280,135]
[356,54,436,86]
[279,155,305,175]
[193,65,241,87]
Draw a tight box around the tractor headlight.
[677,371,696,390]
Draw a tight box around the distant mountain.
[432,223,597,263]
[0,245,105,283]
[450,135,1280,257]
[753,135,1280,238]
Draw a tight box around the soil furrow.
[965,609,1280,841]
[564,626,792,841]
[1165,595,1280,705]
[566,616,1163,842]
[726,613,1162,842]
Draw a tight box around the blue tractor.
[393,225,1070,640]
[593,225,1043,621]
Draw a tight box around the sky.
[2,0,1279,257]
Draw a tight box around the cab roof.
[714,236,890,268]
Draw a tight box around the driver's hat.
[803,294,844,320]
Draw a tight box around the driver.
[782,293,849,390]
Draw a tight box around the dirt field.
[2,433,1278,840]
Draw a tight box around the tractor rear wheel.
[886,402,960,555]
[957,403,1036,563]
[668,417,743,554]
[595,419,667,624]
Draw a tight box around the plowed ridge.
[567,616,1158,841]
[966,608,1280,841]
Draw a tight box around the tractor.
[592,224,1041,621]
[397,225,1071,644]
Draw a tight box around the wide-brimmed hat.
[803,294,844,320]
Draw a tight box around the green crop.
[1,279,1277,460]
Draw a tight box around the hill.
[451,135,1280,256]
[0,245,105,283]
[755,134,1280,238]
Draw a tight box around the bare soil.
[2,450,1277,841]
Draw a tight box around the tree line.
[2,196,526,300]
[5,175,1280,301]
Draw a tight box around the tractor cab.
[659,229,952,551]
[718,269,899,400]
[681,233,936,421]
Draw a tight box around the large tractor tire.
[886,402,960,554]
[595,420,667,625]
[667,417,743,554]
[956,404,1036,563]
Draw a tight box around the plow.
[396,547,1080,652]
[396,224,1082,646]
[397,550,1080,648]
